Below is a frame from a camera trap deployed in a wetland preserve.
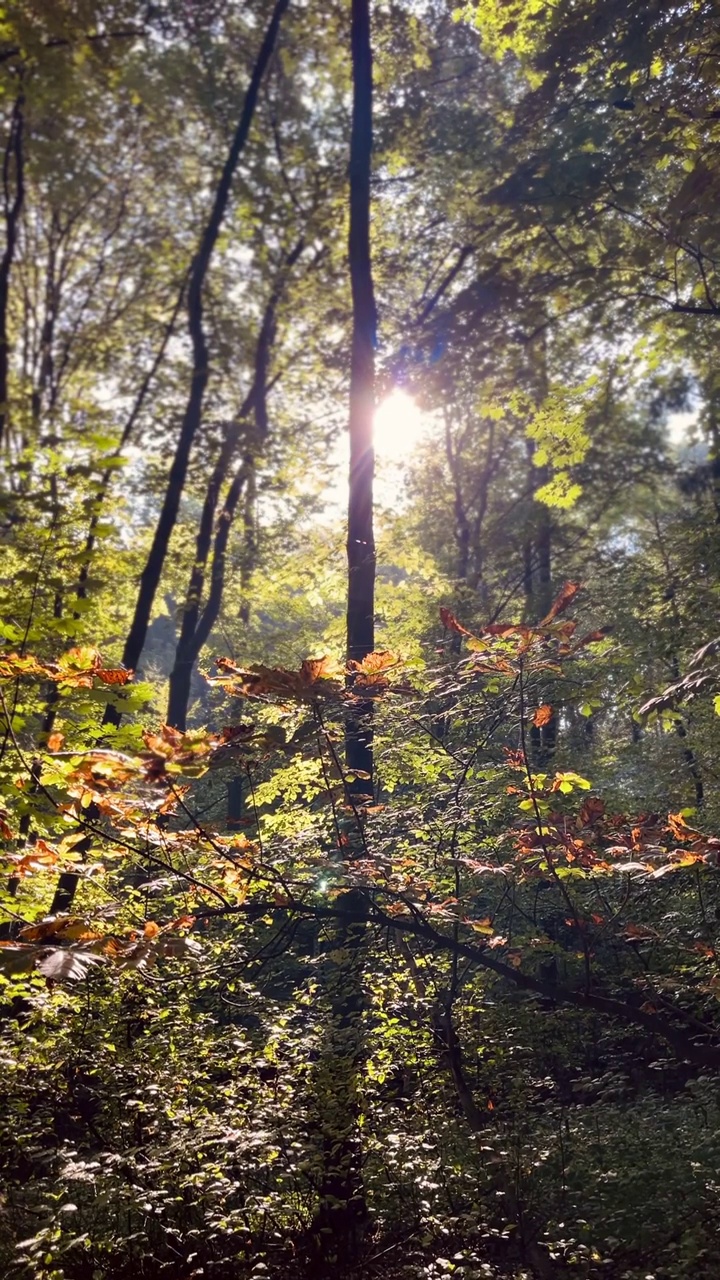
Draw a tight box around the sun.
[374,388,428,464]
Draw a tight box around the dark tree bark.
[311,0,376,1266]
[105,0,290,726]
[166,237,303,730]
[76,276,187,604]
[345,0,377,790]
[166,452,253,729]
[0,91,24,453]
[523,337,556,767]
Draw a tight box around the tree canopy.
[1,3,720,1278]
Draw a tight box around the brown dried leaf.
[539,581,581,626]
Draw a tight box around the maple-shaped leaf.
[532,704,554,727]
[539,580,582,625]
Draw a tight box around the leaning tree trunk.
[311,0,376,1266]
[104,0,290,726]
[166,237,304,730]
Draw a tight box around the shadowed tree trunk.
[524,335,556,767]
[166,236,304,730]
[344,0,377,792]
[311,0,376,1265]
[104,0,290,726]
[0,91,24,453]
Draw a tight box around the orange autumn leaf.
[539,580,582,625]
[46,731,65,752]
[532,703,554,727]
[667,811,700,842]
[95,666,133,685]
[439,606,473,636]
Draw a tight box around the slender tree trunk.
[166,238,303,729]
[104,0,289,726]
[166,453,253,728]
[0,92,24,454]
[521,334,556,766]
[345,0,376,790]
[76,276,187,604]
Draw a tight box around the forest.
[1,1,720,1277]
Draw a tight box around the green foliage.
[0,1,720,1278]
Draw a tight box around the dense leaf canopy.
[0,3,719,1278]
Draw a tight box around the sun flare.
[374,388,428,463]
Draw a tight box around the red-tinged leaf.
[95,666,133,685]
[481,622,522,637]
[167,915,197,931]
[532,703,554,727]
[439,607,473,636]
[213,657,340,700]
[578,797,605,826]
[572,628,611,649]
[219,724,255,744]
[623,923,658,940]
[349,650,397,676]
[539,580,582,625]
[300,656,338,684]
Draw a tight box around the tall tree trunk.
[311,0,376,1263]
[0,91,24,454]
[104,0,290,726]
[76,276,187,604]
[345,0,376,790]
[524,337,556,767]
